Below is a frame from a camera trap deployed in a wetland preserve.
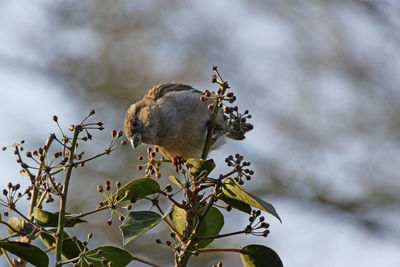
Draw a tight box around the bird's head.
[124,101,150,150]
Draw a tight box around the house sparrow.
[124,83,244,159]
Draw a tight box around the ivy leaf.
[240,245,283,267]
[120,210,170,246]
[169,205,224,248]
[7,217,22,234]
[0,241,49,267]
[186,158,216,177]
[168,175,183,188]
[102,178,161,206]
[218,194,252,214]
[33,207,86,227]
[222,178,281,222]
[82,246,134,267]
[40,230,84,261]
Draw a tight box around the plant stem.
[201,101,221,160]
[71,205,110,219]
[1,248,13,266]
[132,256,162,267]
[197,248,241,254]
[197,229,246,240]
[29,137,53,218]
[55,128,80,267]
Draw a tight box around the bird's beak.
[129,133,141,149]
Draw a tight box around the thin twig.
[55,128,80,267]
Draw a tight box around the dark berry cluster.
[137,146,163,178]
[225,154,254,184]
[244,209,270,237]
[97,179,127,225]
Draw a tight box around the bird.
[124,82,245,160]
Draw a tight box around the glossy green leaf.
[103,178,161,206]
[7,217,22,234]
[219,194,252,214]
[33,207,86,227]
[120,210,165,246]
[169,205,186,235]
[0,241,49,267]
[40,230,83,261]
[222,178,281,222]
[240,245,283,267]
[82,246,134,267]
[168,175,183,188]
[169,205,224,248]
[186,158,216,177]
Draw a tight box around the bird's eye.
[132,121,138,127]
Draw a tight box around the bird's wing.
[144,83,202,101]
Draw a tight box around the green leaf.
[33,207,86,227]
[120,210,165,246]
[169,205,224,248]
[82,246,134,267]
[222,178,281,222]
[218,194,252,214]
[7,217,22,234]
[169,205,186,235]
[0,241,49,267]
[103,178,161,206]
[186,158,216,177]
[240,245,283,267]
[168,175,183,188]
[40,230,84,261]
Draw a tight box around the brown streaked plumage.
[124,83,241,159]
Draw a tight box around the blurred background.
[1,0,400,266]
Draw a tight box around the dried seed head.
[263,230,270,237]
[117,130,123,137]
[1,146,6,151]
[111,129,117,137]
[211,75,217,83]
[97,185,103,193]
[165,184,173,192]
[89,109,95,115]
[52,115,58,122]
